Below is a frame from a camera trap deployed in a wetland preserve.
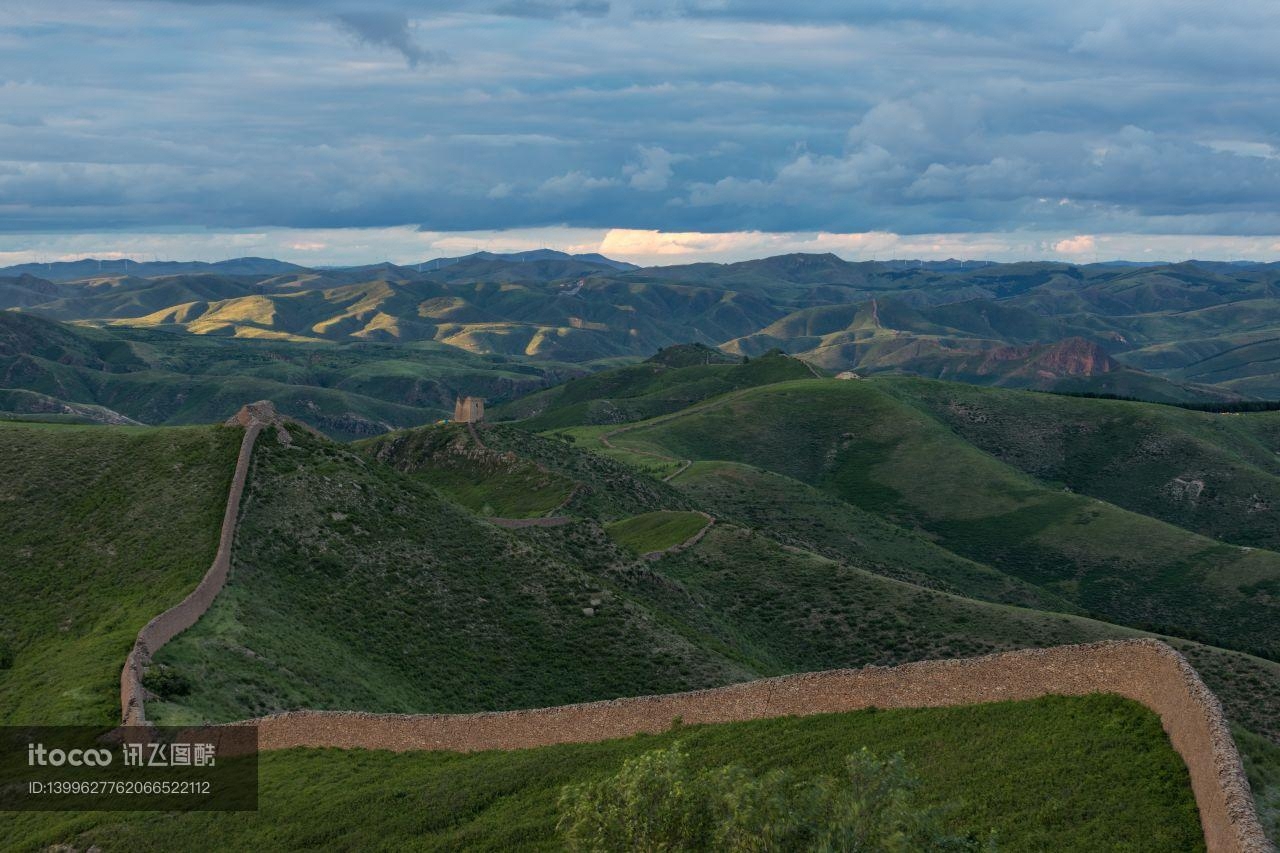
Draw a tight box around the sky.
[2,1,1280,266]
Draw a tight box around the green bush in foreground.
[558,742,992,852]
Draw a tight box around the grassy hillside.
[12,257,1280,399]
[6,695,1200,853]
[878,377,1280,550]
[148,426,748,723]
[604,510,710,554]
[0,421,239,724]
[131,418,1280,752]
[494,346,817,430]
[672,460,1079,612]
[603,379,1280,661]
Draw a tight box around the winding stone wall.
[234,640,1269,853]
[119,407,268,725]
[112,402,1268,849]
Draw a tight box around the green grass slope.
[2,311,560,439]
[361,422,695,521]
[604,510,710,554]
[0,421,239,724]
[878,377,1280,550]
[604,379,1280,660]
[672,460,1079,612]
[6,695,1201,853]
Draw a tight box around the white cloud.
[1053,234,1097,255]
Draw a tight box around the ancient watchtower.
[453,396,485,423]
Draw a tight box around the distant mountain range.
[0,256,308,281]
[0,249,636,282]
[7,250,1280,416]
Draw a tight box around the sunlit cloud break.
[4,228,1280,268]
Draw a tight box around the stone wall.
[119,408,267,725]
[488,516,573,529]
[232,640,1269,853]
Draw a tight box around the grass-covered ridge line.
[671,459,1078,612]
[0,421,240,725]
[604,510,711,554]
[0,310,564,439]
[495,346,817,430]
[6,694,1202,852]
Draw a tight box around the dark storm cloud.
[334,11,445,68]
[2,0,1280,237]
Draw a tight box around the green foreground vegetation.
[5,695,1202,853]
[0,420,239,725]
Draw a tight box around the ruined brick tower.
[453,396,485,423]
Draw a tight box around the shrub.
[557,743,992,852]
[142,665,192,699]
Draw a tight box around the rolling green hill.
[0,421,239,724]
[5,255,1280,403]
[878,377,1280,550]
[3,391,1278,843]
[147,424,742,724]
[601,379,1280,660]
[362,421,695,521]
[134,413,1280,750]
[670,460,1079,612]
[363,422,577,518]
